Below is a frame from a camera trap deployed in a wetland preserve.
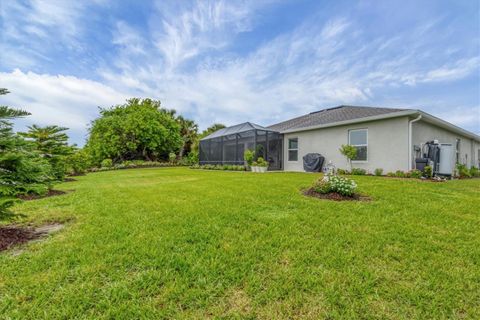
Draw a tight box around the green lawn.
[1,168,479,319]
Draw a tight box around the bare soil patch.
[0,223,64,252]
[303,188,371,202]
[17,189,70,201]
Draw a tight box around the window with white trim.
[288,138,298,161]
[348,129,368,161]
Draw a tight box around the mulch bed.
[0,223,65,252]
[0,226,44,251]
[17,189,69,201]
[303,188,371,202]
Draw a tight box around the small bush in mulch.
[303,188,371,202]
[17,189,69,201]
[303,174,371,202]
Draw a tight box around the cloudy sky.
[0,0,479,145]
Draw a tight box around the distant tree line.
[0,90,223,216]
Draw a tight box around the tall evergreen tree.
[0,89,52,216]
[20,125,74,180]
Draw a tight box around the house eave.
[417,111,480,142]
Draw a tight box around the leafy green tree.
[86,98,183,164]
[0,89,52,216]
[20,125,74,180]
[339,144,357,171]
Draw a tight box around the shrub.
[328,175,357,197]
[470,166,480,177]
[123,160,137,168]
[256,157,268,167]
[190,164,246,171]
[456,163,471,178]
[244,149,254,166]
[66,149,91,176]
[409,169,422,179]
[351,168,366,175]
[339,144,357,170]
[395,170,405,178]
[386,172,395,177]
[114,163,126,170]
[101,158,113,168]
[374,168,383,176]
[313,179,331,194]
[337,169,349,175]
[169,152,177,164]
[186,152,198,165]
[424,165,432,178]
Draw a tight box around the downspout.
[408,114,422,170]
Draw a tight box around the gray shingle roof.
[201,122,276,140]
[267,105,410,132]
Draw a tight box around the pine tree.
[20,125,74,180]
[0,89,52,216]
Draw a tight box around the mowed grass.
[0,168,479,319]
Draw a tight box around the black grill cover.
[303,153,325,172]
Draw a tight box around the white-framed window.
[288,138,298,161]
[348,129,368,161]
[455,138,461,163]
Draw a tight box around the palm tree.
[177,116,199,159]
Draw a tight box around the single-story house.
[199,105,480,174]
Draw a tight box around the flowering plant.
[329,175,357,196]
[317,174,357,197]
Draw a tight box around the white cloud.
[422,58,480,83]
[321,18,350,39]
[149,1,259,71]
[0,0,103,70]
[0,69,129,144]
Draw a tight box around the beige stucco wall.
[412,120,480,169]
[283,117,410,172]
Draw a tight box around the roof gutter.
[408,113,422,171]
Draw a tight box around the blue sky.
[0,0,479,145]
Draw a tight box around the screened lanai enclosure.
[199,122,283,170]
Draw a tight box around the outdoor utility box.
[303,153,325,172]
[415,158,428,172]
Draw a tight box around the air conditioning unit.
[438,143,454,176]
[416,141,455,176]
